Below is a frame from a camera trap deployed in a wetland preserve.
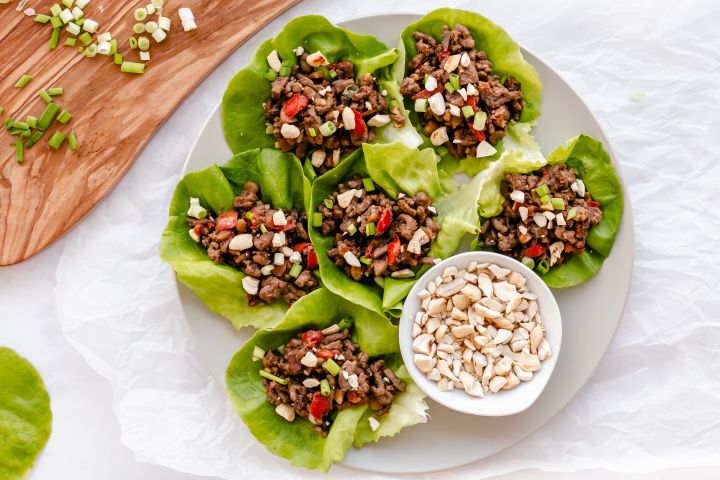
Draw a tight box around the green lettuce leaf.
[0,347,52,480]
[397,8,544,176]
[160,149,310,329]
[476,134,623,287]
[225,288,427,471]
[222,15,420,162]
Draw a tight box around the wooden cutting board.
[0,0,299,266]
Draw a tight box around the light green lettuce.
[222,15,420,167]
[160,149,310,329]
[475,134,623,287]
[225,288,427,472]
[0,347,52,480]
[397,8,544,176]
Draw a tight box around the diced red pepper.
[466,95,479,112]
[525,244,545,258]
[387,237,401,265]
[293,242,312,254]
[564,243,576,254]
[316,349,336,360]
[376,208,392,234]
[309,391,331,419]
[412,84,444,100]
[365,244,374,258]
[588,200,600,208]
[306,250,318,270]
[193,224,203,236]
[283,94,308,118]
[471,128,486,142]
[268,215,294,231]
[438,49,450,62]
[216,211,238,231]
[353,110,366,136]
[301,330,324,348]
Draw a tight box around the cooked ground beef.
[477,165,603,269]
[400,23,523,158]
[262,324,405,436]
[317,176,440,281]
[187,181,318,306]
[264,51,405,174]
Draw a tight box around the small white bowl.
[399,251,562,416]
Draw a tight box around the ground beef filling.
[187,181,318,306]
[262,326,405,436]
[400,23,524,158]
[265,54,405,174]
[318,176,440,281]
[477,165,603,268]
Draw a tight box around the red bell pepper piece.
[283,94,308,118]
[466,95,480,113]
[471,128,486,142]
[376,208,392,234]
[353,110,366,135]
[525,244,545,258]
[412,84,444,100]
[301,330,324,348]
[306,250,318,270]
[309,391,331,419]
[438,49,450,62]
[588,200,600,208]
[387,237,401,265]
[216,211,238,231]
[316,349,336,360]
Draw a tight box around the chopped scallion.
[49,28,61,49]
[48,87,64,96]
[521,256,535,269]
[57,110,72,124]
[312,212,323,227]
[50,4,62,16]
[64,37,77,47]
[260,224,268,234]
[322,358,340,376]
[12,121,29,130]
[535,184,550,197]
[48,131,66,149]
[35,14,51,23]
[84,44,97,57]
[414,98,428,112]
[551,197,565,210]
[337,317,353,330]
[323,198,333,209]
[50,16,63,28]
[289,263,302,278]
[347,224,357,236]
[15,139,24,164]
[15,75,32,89]
[78,32,92,45]
[38,103,60,130]
[21,130,31,139]
[133,22,145,34]
[260,264,274,276]
[61,0,73,9]
[362,177,375,192]
[251,346,266,361]
[114,53,123,65]
[567,207,577,220]
[109,38,117,55]
[26,116,37,128]
[278,66,291,77]
[473,111,487,131]
[462,105,474,118]
[320,379,331,397]
[360,256,372,265]
[449,73,460,91]
[120,61,145,74]
[137,35,150,51]
[39,89,53,103]
[365,222,376,236]
[307,127,316,137]
[539,195,550,206]
[128,36,138,49]
[536,259,550,275]
[444,82,455,94]
[134,7,147,21]
[258,370,288,385]
[318,121,336,136]
[68,130,78,151]
[3,118,13,130]
[25,131,44,148]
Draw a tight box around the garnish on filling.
[400,24,523,159]
[317,176,440,282]
[186,181,318,306]
[477,164,603,274]
[258,323,405,436]
[264,48,405,173]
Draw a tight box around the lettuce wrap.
[160,148,311,329]
[225,288,427,472]
[475,134,623,287]
[396,8,544,176]
[222,15,421,169]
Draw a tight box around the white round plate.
[177,13,634,474]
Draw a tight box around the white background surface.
[2,0,720,479]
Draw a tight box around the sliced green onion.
[567,207,577,220]
[12,121,29,130]
[64,37,77,47]
[26,116,37,129]
[8,128,26,135]
[473,111,487,131]
[15,75,32,89]
[365,222,376,236]
[57,110,72,124]
[444,82,455,94]
[61,0,73,9]
[259,370,288,385]
[48,131,66,149]
[551,197,565,210]
[414,98,428,113]
[20,130,31,139]
[329,69,337,79]
[320,379,331,396]
[50,4,62,16]
[39,89,53,103]
[312,212,323,227]
[307,127,316,137]
[128,36,138,49]
[114,53,123,65]
[66,22,81,36]
[278,66,291,77]
[48,87,64,96]
[264,69,277,81]
[260,264,274,276]
[535,184,550,197]
[260,223,268,234]
[25,131,44,148]
[347,224,357,236]
[449,73,460,91]
[84,44,97,57]
[462,105,474,118]
[244,212,254,220]
[145,21,158,34]
[78,32,92,45]
[337,317,353,330]
[76,18,84,27]
[38,103,60,130]
[539,195,550,206]
[251,345,266,361]
[322,358,340,376]
[68,130,78,151]
[137,36,150,51]
[323,198,333,209]
[362,177,375,192]
[289,263,302,278]
[521,256,535,269]
[15,139,24,164]
[50,16,63,28]
[318,121,336,136]
[109,38,118,55]
[360,256,372,265]
[536,259,550,275]
[120,61,145,74]
[134,7,147,21]
[133,22,145,34]
[49,28,61,49]
[35,14,51,24]
[3,118,13,130]
[264,123,273,134]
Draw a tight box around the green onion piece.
[329,69,337,79]
[462,105,474,118]
[48,87,64,96]
[264,69,277,81]
[347,224,357,236]
[8,128,26,135]
[76,18,84,27]
[320,379,331,397]
[551,198,565,210]
[337,317,353,330]
[134,8,148,21]
[360,256,372,265]
[15,139,24,164]
[38,103,60,130]
[323,198,333,209]
[264,123,273,134]
[449,73,460,91]
[362,177,375,192]
[78,46,84,53]
[133,22,145,34]
[64,37,77,47]
[114,53,123,65]
[15,75,33,89]
[21,129,32,139]
[535,184,550,197]
[322,358,340,376]
[128,36,138,49]
[50,4,62,16]
[258,370,288,385]
[567,207,577,220]
[48,131,66,149]
[307,127,316,137]
[137,36,150,51]
[57,110,72,124]
[39,89,53,103]
[68,130,78,151]
[539,195,550,206]
[251,346,266,361]
[318,121,337,137]
[109,38,118,55]
[26,116,38,129]
[521,256,535,270]
[50,16,62,28]
[365,222,376,236]
[260,224,268,234]
[120,61,145,74]
[312,212,323,227]
[444,82,455,94]
[12,121,29,130]
[260,265,274,276]
[278,66,291,77]
[289,263,302,278]
[414,98,428,113]
[61,0,73,9]
[25,131,45,149]
[86,44,97,56]
[245,212,254,220]
[536,259,550,275]
[35,14,51,24]
[78,32,92,45]
[3,118,13,130]
[49,28,61,49]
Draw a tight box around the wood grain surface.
[0,0,298,266]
